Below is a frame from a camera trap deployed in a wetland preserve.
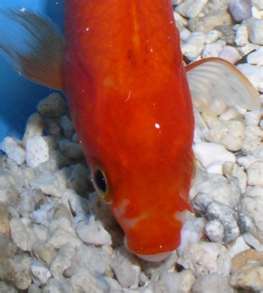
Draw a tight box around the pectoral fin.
[186,57,260,114]
[0,9,64,89]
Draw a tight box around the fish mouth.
[124,236,172,262]
[135,251,172,262]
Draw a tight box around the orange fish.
[0,1,259,261]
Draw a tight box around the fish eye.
[92,168,108,195]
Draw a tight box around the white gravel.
[2,1,263,292]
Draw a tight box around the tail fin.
[0,9,64,90]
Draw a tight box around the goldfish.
[0,1,259,261]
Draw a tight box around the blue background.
[0,0,64,141]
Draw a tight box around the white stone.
[219,46,241,63]
[31,260,51,285]
[43,278,72,293]
[247,160,263,186]
[161,270,195,293]
[50,244,76,280]
[245,109,262,126]
[228,0,252,22]
[193,142,236,168]
[180,28,191,42]
[238,63,263,91]
[235,24,249,46]
[177,241,231,277]
[10,218,34,251]
[223,162,247,193]
[247,48,263,66]
[228,236,251,258]
[205,30,222,44]
[242,126,263,154]
[205,220,224,243]
[69,244,111,276]
[76,216,112,246]
[1,137,25,165]
[176,0,208,18]
[253,0,263,9]
[192,274,234,293]
[247,18,263,45]
[23,113,44,141]
[70,269,109,293]
[25,136,49,168]
[205,120,245,151]
[191,174,241,208]
[202,41,225,58]
[111,248,140,289]
[182,32,206,60]
[30,170,67,197]
[241,186,263,242]
[179,214,205,254]
[31,201,54,226]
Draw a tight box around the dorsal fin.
[0,9,64,89]
[186,57,260,114]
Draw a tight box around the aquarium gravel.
[2,0,263,292]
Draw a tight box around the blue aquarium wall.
[0,0,64,141]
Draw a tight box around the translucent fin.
[0,9,64,89]
[186,57,260,114]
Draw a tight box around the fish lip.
[124,236,172,262]
[135,251,172,262]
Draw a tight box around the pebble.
[176,0,208,18]
[1,137,25,165]
[76,216,112,246]
[247,47,263,66]
[205,220,224,243]
[0,203,10,236]
[193,142,236,169]
[234,24,249,46]
[111,248,140,289]
[59,115,74,139]
[31,260,52,285]
[247,17,263,45]
[37,92,66,118]
[230,249,263,291]
[247,160,263,186]
[0,282,17,293]
[202,41,225,57]
[206,202,240,243]
[191,173,240,208]
[58,139,83,160]
[205,120,245,151]
[182,32,206,60]
[177,241,231,277]
[23,113,44,141]
[43,278,72,293]
[25,136,49,168]
[227,236,250,258]
[2,2,263,292]
[50,244,76,280]
[192,273,234,293]
[10,218,35,251]
[30,171,67,198]
[218,45,241,63]
[241,186,263,242]
[228,0,252,22]
[253,0,263,9]
[160,270,195,293]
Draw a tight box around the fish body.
[0,1,259,260]
[64,0,194,256]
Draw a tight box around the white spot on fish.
[155,122,161,129]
